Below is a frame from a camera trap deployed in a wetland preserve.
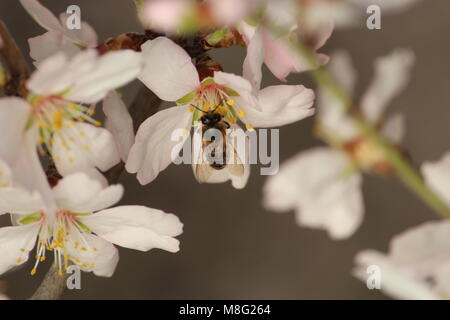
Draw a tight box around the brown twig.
[29,268,69,300]
[0,20,30,96]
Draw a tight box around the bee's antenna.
[190,104,204,112]
[212,104,220,113]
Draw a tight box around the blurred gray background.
[1,0,449,299]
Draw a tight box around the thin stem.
[290,35,450,218]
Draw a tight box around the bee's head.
[201,112,222,126]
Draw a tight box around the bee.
[192,105,245,183]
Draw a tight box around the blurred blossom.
[0,170,183,277]
[22,0,135,163]
[0,49,142,177]
[422,152,450,207]
[126,37,314,187]
[20,0,98,64]
[141,0,195,33]
[264,49,414,239]
[208,0,260,27]
[264,147,363,239]
[354,220,450,300]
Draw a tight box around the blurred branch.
[0,20,30,96]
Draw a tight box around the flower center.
[186,80,254,131]
[27,94,101,157]
[18,211,97,276]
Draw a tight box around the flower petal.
[360,49,415,124]
[264,147,363,239]
[28,31,81,66]
[353,250,440,300]
[79,205,183,252]
[66,233,119,277]
[242,25,264,90]
[382,113,405,144]
[0,97,31,164]
[20,0,64,35]
[58,13,98,46]
[138,37,200,101]
[103,92,134,162]
[52,172,123,213]
[64,50,143,104]
[52,123,120,176]
[0,223,39,275]
[126,105,193,185]
[242,85,315,127]
[421,152,450,207]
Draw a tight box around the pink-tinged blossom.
[0,49,142,177]
[0,169,183,277]
[126,37,314,188]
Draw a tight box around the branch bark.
[0,20,30,96]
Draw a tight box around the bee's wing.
[226,137,245,177]
[193,140,214,183]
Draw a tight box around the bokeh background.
[1,0,449,299]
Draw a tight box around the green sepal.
[224,87,240,97]
[18,213,41,225]
[201,77,215,86]
[176,91,196,105]
[76,220,92,233]
[205,28,230,46]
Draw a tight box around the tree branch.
[0,20,30,96]
[29,267,69,300]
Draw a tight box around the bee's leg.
[224,121,231,129]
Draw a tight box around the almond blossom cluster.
[1,0,447,301]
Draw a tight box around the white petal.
[64,50,143,104]
[138,37,200,101]
[264,147,363,239]
[0,97,31,164]
[241,85,315,128]
[67,233,119,277]
[9,128,56,212]
[0,188,44,215]
[382,113,405,144]
[80,205,183,252]
[361,49,415,124]
[58,13,98,46]
[328,50,356,95]
[52,172,123,213]
[103,92,134,162]
[52,123,120,176]
[353,250,440,300]
[0,223,39,275]
[126,105,193,185]
[421,152,450,207]
[390,221,450,267]
[26,52,74,95]
[242,25,264,90]
[318,51,358,142]
[28,31,81,66]
[20,0,64,34]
